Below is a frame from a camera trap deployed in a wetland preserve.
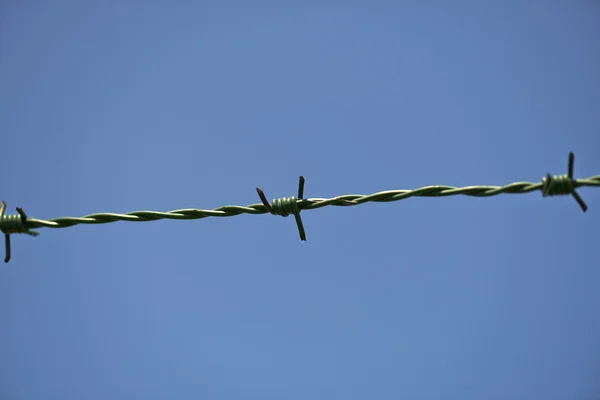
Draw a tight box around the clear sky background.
[1,3,599,399]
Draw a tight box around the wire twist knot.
[256,176,307,241]
[270,196,300,217]
[541,152,587,212]
[0,202,39,263]
[0,214,32,235]
[542,174,573,196]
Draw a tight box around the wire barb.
[0,202,40,263]
[542,152,588,212]
[256,176,307,241]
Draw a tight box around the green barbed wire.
[2,152,599,263]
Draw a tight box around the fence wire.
[2,152,598,262]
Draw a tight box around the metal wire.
[16,176,600,228]
[1,152,599,263]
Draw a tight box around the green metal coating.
[1,152,597,263]
[1,150,599,264]
[271,197,300,217]
[0,214,35,235]
[0,204,38,236]
[542,174,573,196]
[15,175,599,230]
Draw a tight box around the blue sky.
[1,3,599,399]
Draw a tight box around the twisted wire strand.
[22,175,600,230]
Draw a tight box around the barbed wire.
[2,152,599,263]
